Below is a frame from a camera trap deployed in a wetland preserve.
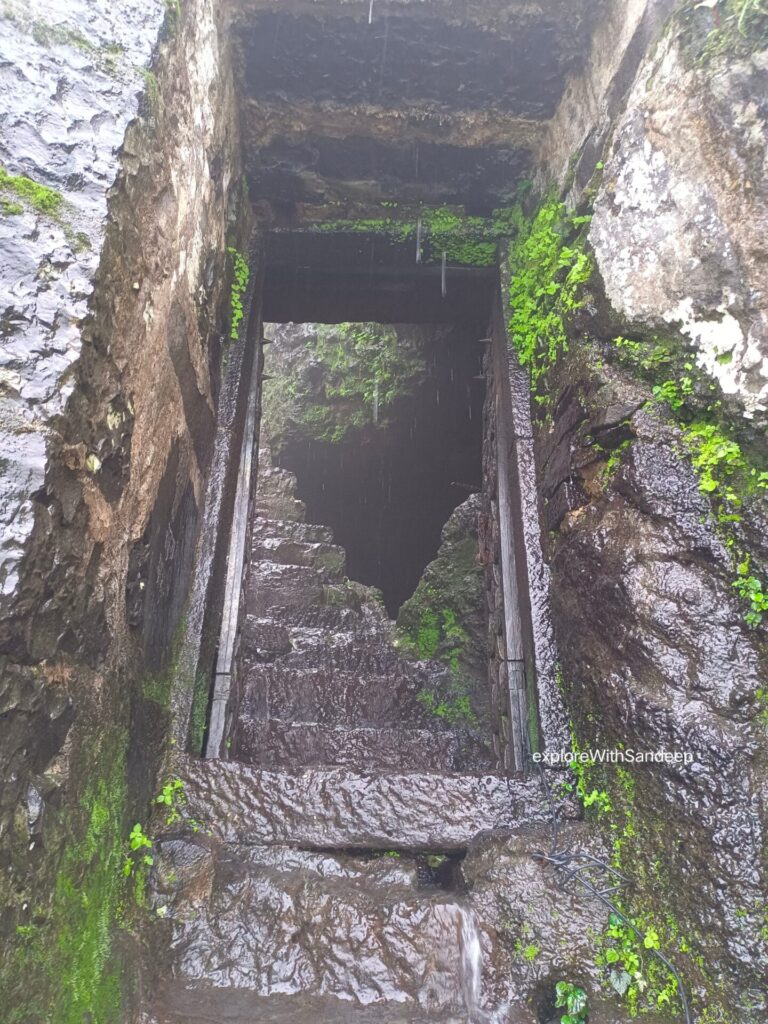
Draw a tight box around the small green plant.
[523,943,540,962]
[425,854,447,868]
[227,246,249,341]
[600,439,632,482]
[156,777,186,825]
[682,422,749,501]
[652,376,694,410]
[733,556,768,627]
[554,980,588,1024]
[123,823,153,877]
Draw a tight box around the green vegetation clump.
[398,593,478,728]
[0,165,63,218]
[399,601,469,669]
[9,733,129,1024]
[227,247,249,341]
[562,721,727,1019]
[604,331,768,628]
[555,981,588,1024]
[263,323,427,446]
[506,198,593,399]
[311,204,520,266]
[678,422,768,625]
[416,688,477,727]
[691,0,768,61]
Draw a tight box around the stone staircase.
[143,449,563,1023]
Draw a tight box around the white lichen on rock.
[590,28,768,417]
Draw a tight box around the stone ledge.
[176,755,559,850]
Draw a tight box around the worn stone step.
[251,517,335,546]
[251,535,346,576]
[176,756,549,850]
[231,720,461,771]
[252,495,307,522]
[256,463,299,500]
[235,663,447,729]
[246,562,327,614]
[145,990,479,1023]
[244,603,364,641]
[274,639,419,675]
[144,836,485,1018]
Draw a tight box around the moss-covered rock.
[396,496,489,732]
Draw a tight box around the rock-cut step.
[146,988,478,1024]
[251,535,346,577]
[144,840,494,1023]
[175,755,554,850]
[231,720,462,772]
[234,664,447,729]
[251,516,335,546]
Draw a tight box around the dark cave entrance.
[260,231,497,616]
[264,320,487,616]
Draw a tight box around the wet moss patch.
[308,203,519,267]
[0,165,63,219]
[8,730,129,1024]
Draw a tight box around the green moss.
[0,165,63,219]
[31,21,96,51]
[506,197,593,400]
[140,68,160,116]
[190,670,210,755]
[398,601,470,670]
[600,439,633,484]
[309,203,519,267]
[1,197,24,216]
[563,717,748,1020]
[690,0,768,62]
[8,732,129,1024]
[416,687,478,727]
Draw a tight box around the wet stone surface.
[176,756,548,851]
[539,346,768,1011]
[142,442,632,1024]
[0,0,165,595]
[230,450,494,773]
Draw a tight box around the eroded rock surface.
[0,0,164,595]
[536,345,768,1013]
[590,21,768,419]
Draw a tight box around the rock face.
[590,18,768,419]
[518,250,768,1014]
[512,5,768,1017]
[0,0,244,1018]
[0,0,165,596]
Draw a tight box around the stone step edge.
[173,756,569,851]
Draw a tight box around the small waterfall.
[459,906,483,1021]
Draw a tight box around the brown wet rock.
[537,339,768,1009]
[176,755,554,851]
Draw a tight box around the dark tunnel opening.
[263,319,488,616]
[259,231,496,617]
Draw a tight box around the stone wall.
[512,2,768,1017]
[0,0,244,1018]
